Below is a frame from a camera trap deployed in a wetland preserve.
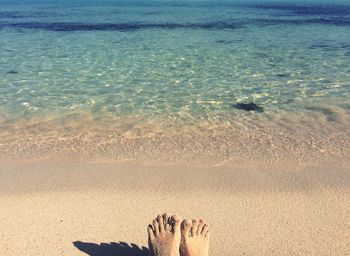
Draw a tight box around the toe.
[163,213,170,231]
[157,215,164,233]
[201,224,209,237]
[181,219,192,238]
[171,215,181,234]
[205,230,210,239]
[147,225,155,240]
[152,219,159,236]
[196,219,205,235]
[191,219,199,237]
[165,223,171,231]
[162,213,170,224]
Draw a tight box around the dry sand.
[1,159,349,256]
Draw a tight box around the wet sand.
[2,107,350,164]
[1,159,349,256]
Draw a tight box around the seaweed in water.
[6,70,19,74]
[233,102,264,112]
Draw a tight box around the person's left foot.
[148,213,182,256]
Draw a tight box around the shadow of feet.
[73,241,149,256]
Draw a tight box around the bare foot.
[180,219,210,256]
[148,213,182,256]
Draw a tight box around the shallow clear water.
[0,1,350,132]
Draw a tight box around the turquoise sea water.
[0,1,350,134]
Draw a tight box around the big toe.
[171,215,181,234]
[181,219,192,238]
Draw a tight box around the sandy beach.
[1,159,349,256]
[1,1,350,255]
[1,103,349,256]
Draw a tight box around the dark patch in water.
[309,42,333,50]
[1,15,349,33]
[338,42,350,50]
[276,73,290,78]
[0,10,51,19]
[0,11,26,19]
[233,102,264,112]
[58,54,69,58]
[0,21,245,31]
[253,18,350,27]
[140,11,161,15]
[247,3,350,16]
[107,9,121,14]
[6,70,19,74]
[216,39,242,44]
[310,42,350,51]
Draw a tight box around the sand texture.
[1,160,349,256]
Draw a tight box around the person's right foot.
[180,219,210,256]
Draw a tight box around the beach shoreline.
[1,111,350,164]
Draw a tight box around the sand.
[1,159,349,256]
